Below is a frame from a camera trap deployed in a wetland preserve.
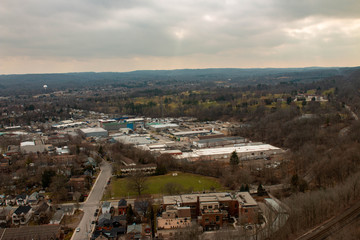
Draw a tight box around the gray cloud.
[0,0,359,73]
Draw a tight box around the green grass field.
[106,172,224,199]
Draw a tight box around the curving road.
[71,160,112,240]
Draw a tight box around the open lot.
[106,172,225,199]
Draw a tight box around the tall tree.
[127,172,148,196]
[230,151,239,166]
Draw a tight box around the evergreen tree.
[126,204,135,224]
[245,184,250,192]
[257,183,266,196]
[230,151,239,166]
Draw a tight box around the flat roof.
[20,141,35,146]
[236,192,258,206]
[114,135,153,145]
[149,123,179,129]
[125,118,144,122]
[199,196,218,202]
[180,194,198,204]
[173,130,210,136]
[194,144,281,156]
[163,195,182,205]
[148,144,167,149]
[80,127,107,133]
[196,136,245,144]
[160,150,182,154]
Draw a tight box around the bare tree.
[127,172,148,196]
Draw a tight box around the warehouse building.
[175,143,283,162]
[80,127,108,138]
[147,123,179,131]
[193,136,247,148]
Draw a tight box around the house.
[102,201,111,214]
[85,157,98,168]
[0,206,13,226]
[126,224,142,240]
[126,223,151,240]
[57,205,75,215]
[94,215,127,239]
[27,192,39,205]
[118,199,127,215]
[33,202,50,221]
[141,224,151,238]
[5,195,15,206]
[15,193,28,206]
[12,205,33,225]
[50,210,64,224]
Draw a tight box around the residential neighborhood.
[0,107,288,239]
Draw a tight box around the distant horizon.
[2,65,359,76]
[1,1,359,75]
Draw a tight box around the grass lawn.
[107,172,225,199]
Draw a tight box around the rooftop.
[236,192,258,207]
[173,130,210,136]
[80,127,107,134]
[0,225,61,240]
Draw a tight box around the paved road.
[72,160,112,240]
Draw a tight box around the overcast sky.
[1,0,359,74]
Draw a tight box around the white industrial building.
[175,143,283,162]
[80,127,108,138]
[148,123,179,131]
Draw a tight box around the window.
[216,216,220,222]
[205,218,209,222]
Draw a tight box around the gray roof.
[51,210,64,222]
[14,205,31,215]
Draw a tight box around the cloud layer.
[1,0,359,74]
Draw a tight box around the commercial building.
[162,192,259,231]
[102,122,128,131]
[125,118,145,130]
[80,127,108,138]
[193,136,247,148]
[157,205,192,238]
[175,143,283,162]
[172,130,210,138]
[113,135,154,146]
[20,141,54,154]
[147,123,179,131]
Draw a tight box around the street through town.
[71,160,112,240]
